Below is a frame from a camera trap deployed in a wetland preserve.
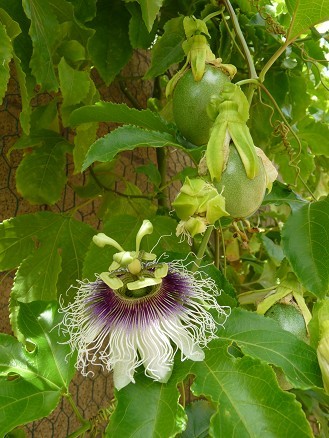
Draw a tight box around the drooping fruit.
[215,145,266,218]
[172,65,230,146]
[265,303,307,341]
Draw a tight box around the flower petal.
[137,322,174,383]
[161,317,205,361]
[106,328,139,390]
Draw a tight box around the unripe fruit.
[172,66,230,145]
[265,303,307,341]
[215,146,266,218]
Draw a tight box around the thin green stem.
[192,225,214,272]
[258,39,290,83]
[66,393,88,425]
[203,10,222,22]
[223,0,257,80]
[214,228,220,270]
[156,148,169,209]
[222,0,258,103]
[218,221,227,277]
[220,12,246,60]
[67,422,91,438]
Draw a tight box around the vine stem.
[258,39,290,83]
[65,392,87,425]
[223,0,257,80]
[192,225,214,272]
[156,148,169,209]
[67,422,91,438]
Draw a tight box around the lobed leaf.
[0,211,94,297]
[0,301,76,436]
[282,196,329,298]
[106,371,186,437]
[192,340,313,438]
[219,308,322,390]
[286,0,329,41]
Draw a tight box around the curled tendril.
[273,121,301,187]
[251,0,286,36]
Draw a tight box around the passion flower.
[59,221,229,390]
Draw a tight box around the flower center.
[114,271,162,300]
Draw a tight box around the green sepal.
[206,122,230,182]
[154,263,169,279]
[127,277,162,291]
[228,122,259,179]
[100,272,123,290]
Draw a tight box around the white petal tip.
[187,350,205,362]
[113,366,135,391]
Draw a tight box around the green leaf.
[73,122,98,173]
[30,100,59,132]
[13,54,34,134]
[298,117,329,157]
[136,162,162,186]
[82,126,184,170]
[181,400,215,438]
[101,182,157,223]
[0,301,76,436]
[0,9,32,134]
[58,57,90,108]
[12,244,61,302]
[127,2,157,49]
[16,140,68,205]
[192,340,313,438]
[263,181,307,212]
[144,16,185,79]
[106,370,186,437]
[88,0,132,85]
[286,0,329,40]
[136,0,163,31]
[0,22,12,104]
[219,308,322,389]
[22,0,59,90]
[69,101,172,132]
[67,0,96,23]
[0,211,94,295]
[282,196,329,298]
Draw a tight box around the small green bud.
[184,217,207,237]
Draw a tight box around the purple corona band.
[87,270,192,329]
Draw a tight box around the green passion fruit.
[265,303,307,341]
[172,65,230,146]
[215,146,266,218]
